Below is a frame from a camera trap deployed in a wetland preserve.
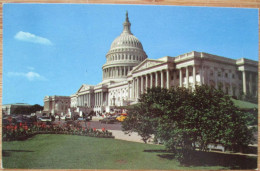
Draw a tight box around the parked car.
[116,113,127,122]
[38,116,52,122]
[77,117,84,121]
[85,115,92,121]
[100,116,117,124]
[65,117,72,121]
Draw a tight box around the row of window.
[107,54,145,61]
[210,71,236,79]
[115,40,141,47]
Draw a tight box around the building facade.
[43,96,71,115]
[44,12,258,114]
[2,103,33,115]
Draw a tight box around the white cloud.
[14,31,53,46]
[8,71,47,81]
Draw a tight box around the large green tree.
[122,85,256,162]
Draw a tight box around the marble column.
[128,82,130,99]
[193,66,196,88]
[80,96,82,106]
[137,77,140,98]
[186,66,189,89]
[97,92,99,106]
[97,93,99,106]
[173,70,176,88]
[141,76,144,94]
[88,94,90,107]
[242,71,247,95]
[161,71,164,88]
[179,68,183,87]
[155,72,158,87]
[86,94,88,106]
[199,66,203,86]
[101,92,103,106]
[133,79,135,99]
[145,74,148,91]
[166,70,170,89]
[114,67,116,78]
[249,72,253,95]
[94,93,96,106]
[214,68,218,89]
[150,73,153,88]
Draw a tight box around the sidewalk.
[109,130,154,144]
[109,130,257,157]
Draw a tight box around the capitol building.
[43,12,258,115]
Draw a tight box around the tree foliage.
[12,104,43,115]
[122,85,256,162]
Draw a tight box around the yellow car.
[116,114,127,122]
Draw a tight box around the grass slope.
[2,134,256,169]
[232,98,258,109]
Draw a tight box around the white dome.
[102,11,147,83]
[110,34,144,50]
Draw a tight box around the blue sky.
[3,4,258,105]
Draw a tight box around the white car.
[39,116,52,122]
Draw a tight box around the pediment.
[77,84,92,93]
[133,59,164,73]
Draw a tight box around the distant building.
[2,103,32,115]
[43,95,71,115]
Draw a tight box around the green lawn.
[232,98,258,109]
[2,134,257,169]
